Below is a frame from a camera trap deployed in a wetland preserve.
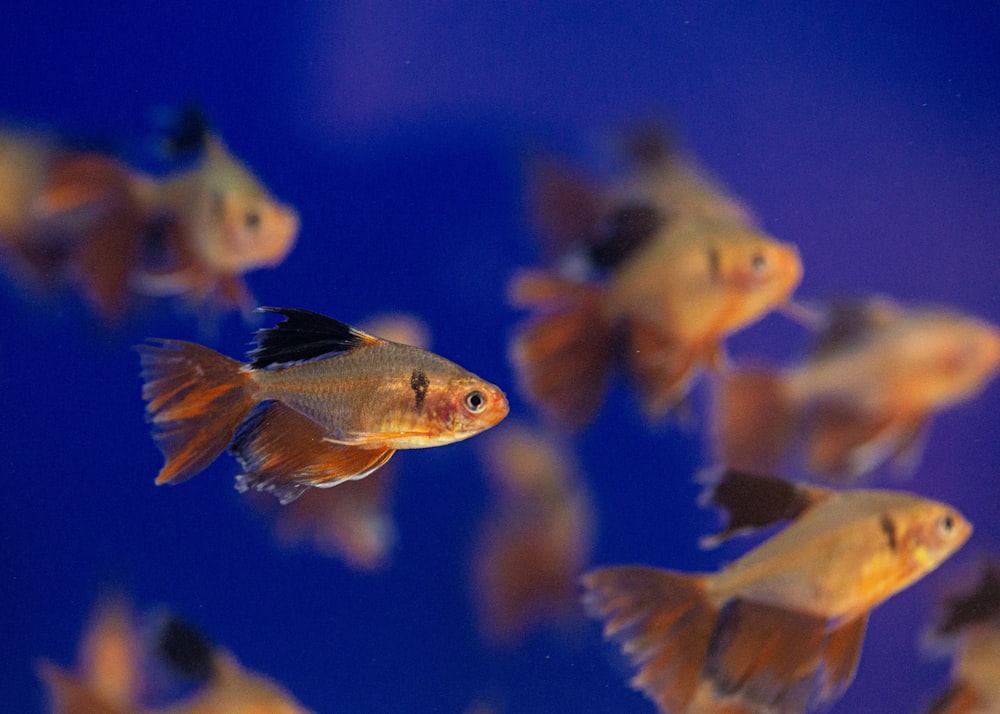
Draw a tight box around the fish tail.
[508,269,615,428]
[137,339,254,485]
[581,566,718,713]
[710,367,796,474]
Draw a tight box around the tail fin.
[581,566,718,713]
[710,368,796,474]
[508,270,615,429]
[137,339,253,485]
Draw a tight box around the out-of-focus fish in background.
[0,111,299,322]
[471,421,595,644]
[582,470,971,713]
[39,600,314,714]
[712,297,1000,480]
[246,313,432,569]
[509,127,803,428]
[138,307,508,504]
[924,560,1000,714]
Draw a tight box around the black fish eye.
[464,390,486,413]
[245,209,261,230]
[750,252,767,272]
[939,513,955,535]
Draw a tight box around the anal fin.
[817,613,867,703]
[230,401,395,504]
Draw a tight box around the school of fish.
[5,112,997,714]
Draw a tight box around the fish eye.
[750,252,767,273]
[463,390,487,413]
[938,513,956,536]
[245,209,261,230]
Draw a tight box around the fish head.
[714,231,803,333]
[207,190,299,273]
[890,314,1000,410]
[426,376,509,443]
[896,499,972,584]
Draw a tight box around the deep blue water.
[2,3,999,712]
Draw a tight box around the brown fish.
[138,307,509,503]
[472,422,595,643]
[582,470,971,713]
[713,297,1000,479]
[0,125,298,321]
[925,561,1000,714]
[511,128,802,428]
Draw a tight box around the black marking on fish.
[880,514,897,552]
[703,470,818,542]
[938,561,1000,634]
[589,203,664,269]
[249,307,381,369]
[411,369,430,411]
[157,616,217,683]
[708,246,721,283]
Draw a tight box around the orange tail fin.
[710,368,797,474]
[581,566,718,713]
[230,401,395,504]
[509,270,615,428]
[137,339,254,485]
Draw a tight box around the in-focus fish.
[582,470,971,713]
[247,313,432,568]
[925,561,1000,714]
[0,120,298,321]
[471,421,595,643]
[712,297,1000,479]
[510,127,802,428]
[138,307,509,503]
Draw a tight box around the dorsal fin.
[156,616,217,683]
[937,560,1000,635]
[809,297,901,361]
[589,203,665,269]
[698,469,831,547]
[249,307,383,369]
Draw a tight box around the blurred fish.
[925,560,1000,714]
[472,421,595,643]
[510,127,802,428]
[582,470,971,713]
[0,120,298,321]
[37,595,144,714]
[138,307,509,504]
[248,313,431,569]
[712,297,1000,480]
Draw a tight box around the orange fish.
[511,128,802,428]
[471,422,595,643]
[582,470,971,713]
[925,561,1000,714]
[138,307,509,503]
[248,313,432,568]
[0,124,298,321]
[712,297,1000,479]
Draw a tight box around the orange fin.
[707,599,827,712]
[509,270,615,429]
[698,469,831,547]
[625,318,712,420]
[711,367,797,474]
[817,613,867,703]
[230,401,395,504]
[36,662,127,714]
[136,339,253,485]
[581,566,717,713]
[927,683,985,714]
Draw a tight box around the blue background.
[2,3,998,712]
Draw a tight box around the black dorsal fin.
[248,307,383,369]
[589,202,665,269]
[156,616,217,683]
[698,469,831,547]
[937,561,1000,635]
[809,297,900,361]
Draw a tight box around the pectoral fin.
[230,401,394,504]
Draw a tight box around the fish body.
[511,129,801,427]
[714,298,1000,478]
[583,471,970,713]
[138,307,508,503]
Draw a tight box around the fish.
[138,307,509,503]
[510,126,802,428]
[246,313,432,568]
[712,297,1000,480]
[471,421,595,643]
[0,121,298,321]
[924,561,1000,714]
[582,469,971,713]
